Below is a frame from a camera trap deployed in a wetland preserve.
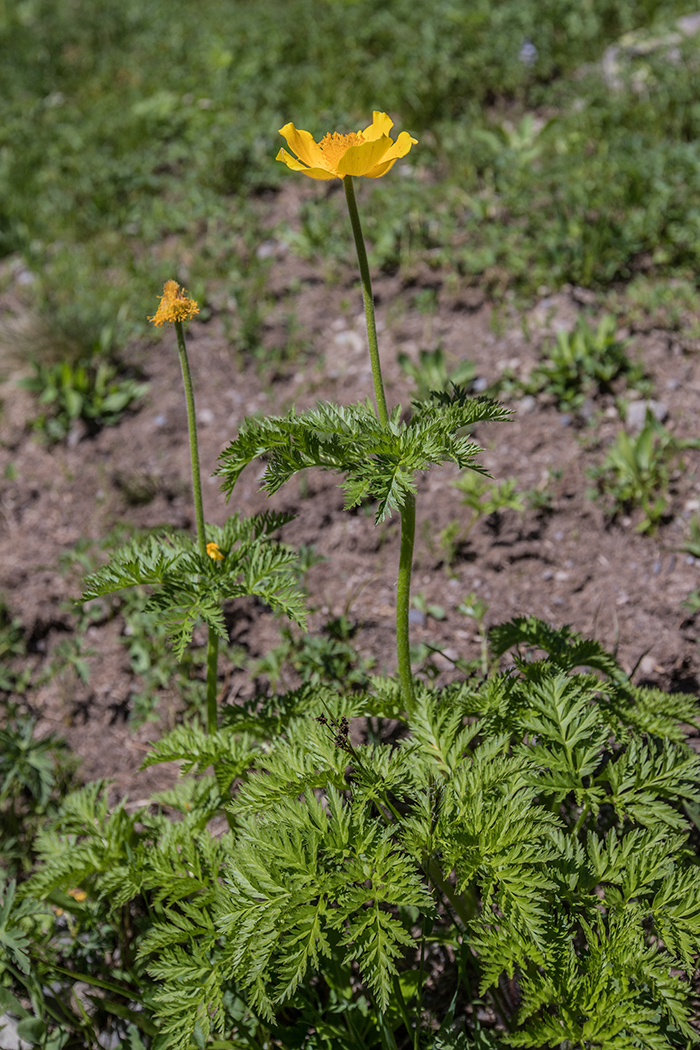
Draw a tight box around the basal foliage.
[14,621,700,1049]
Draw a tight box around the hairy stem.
[343,175,389,427]
[572,798,591,837]
[175,319,220,731]
[174,320,206,559]
[415,913,428,1050]
[343,176,416,706]
[428,859,474,930]
[397,492,417,709]
[206,627,219,735]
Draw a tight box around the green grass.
[1,0,699,367]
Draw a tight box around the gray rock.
[332,330,364,355]
[0,1015,30,1050]
[518,394,537,415]
[626,399,668,430]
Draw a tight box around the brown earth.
[1,183,699,795]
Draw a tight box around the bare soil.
[2,184,699,794]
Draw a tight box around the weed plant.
[4,0,700,412]
[434,474,525,568]
[1,109,698,1050]
[588,414,700,533]
[527,314,649,413]
[20,358,148,443]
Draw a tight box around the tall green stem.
[174,319,219,732]
[206,629,219,735]
[397,493,416,709]
[174,320,206,558]
[342,176,416,709]
[343,175,389,427]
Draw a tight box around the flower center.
[319,131,364,167]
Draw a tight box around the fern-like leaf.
[217,392,509,523]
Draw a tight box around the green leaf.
[16,1018,48,1044]
[217,391,509,523]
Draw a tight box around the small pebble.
[154,413,166,427]
[639,655,657,677]
[626,399,668,430]
[255,240,280,260]
[408,609,426,626]
[333,330,364,354]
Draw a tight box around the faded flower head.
[149,280,199,327]
[206,541,224,561]
[276,111,417,181]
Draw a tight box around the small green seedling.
[589,414,698,533]
[20,359,148,442]
[458,591,491,676]
[682,514,700,559]
[411,591,446,621]
[529,314,649,412]
[433,473,524,568]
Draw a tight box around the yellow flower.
[206,541,224,561]
[276,111,417,181]
[149,280,199,327]
[68,888,87,902]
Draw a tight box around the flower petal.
[276,148,337,180]
[336,135,393,177]
[363,159,398,178]
[361,111,394,142]
[363,131,417,177]
[278,123,327,169]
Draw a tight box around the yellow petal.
[363,131,417,177]
[361,111,394,142]
[337,135,393,177]
[278,123,327,169]
[364,158,398,178]
[275,148,337,180]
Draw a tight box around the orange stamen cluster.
[318,131,364,167]
[149,280,199,327]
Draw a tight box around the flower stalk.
[343,175,389,428]
[150,282,221,734]
[173,320,206,560]
[173,319,220,733]
[276,114,420,708]
[396,492,416,709]
[342,175,415,708]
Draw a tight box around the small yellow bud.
[206,542,224,561]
